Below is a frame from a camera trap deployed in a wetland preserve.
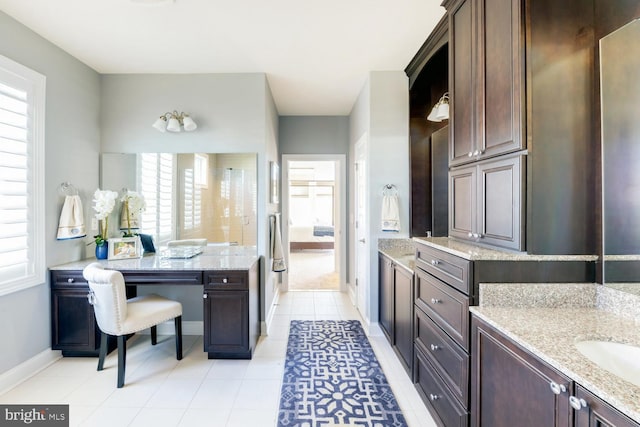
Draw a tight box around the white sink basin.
[575,340,640,387]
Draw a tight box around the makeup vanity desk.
[49,246,260,359]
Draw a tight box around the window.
[137,153,175,246]
[194,153,208,188]
[0,55,45,296]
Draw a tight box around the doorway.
[282,155,346,292]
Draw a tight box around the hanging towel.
[270,214,287,272]
[381,194,401,232]
[57,195,87,240]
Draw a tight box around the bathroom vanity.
[50,246,260,359]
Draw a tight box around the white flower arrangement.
[121,190,146,237]
[92,189,118,245]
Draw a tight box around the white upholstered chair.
[82,262,183,388]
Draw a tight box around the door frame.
[281,154,347,292]
[354,135,369,325]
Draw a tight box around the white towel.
[381,194,400,232]
[270,214,287,272]
[57,195,86,240]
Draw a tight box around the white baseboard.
[138,320,203,336]
[0,349,62,395]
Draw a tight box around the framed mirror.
[600,18,640,295]
[100,152,257,250]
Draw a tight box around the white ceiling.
[0,0,445,115]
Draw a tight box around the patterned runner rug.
[277,320,408,427]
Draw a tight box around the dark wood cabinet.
[472,315,572,427]
[50,260,259,359]
[394,264,414,371]
[379,254,394,341]
[449,154,524,251]
[378,253,414,375]
[574,385,640,427]
[203,266,259,359]
[472,315,640,427]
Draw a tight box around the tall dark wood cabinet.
[378,254,394,340]
[574,385,640,427]
[443,0,597,255]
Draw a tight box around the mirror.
[100,153,257,250]
[600,18,640,295]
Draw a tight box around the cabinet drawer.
[415,243,471,294]
[51,271,87,288]
[415,345,468,427]
[415,306,469,407]
[415,268,470,351]
[205,271,248,290]
[123,271,203,285]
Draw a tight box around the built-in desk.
[50,246,260,359]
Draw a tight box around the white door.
[354,137,369,321]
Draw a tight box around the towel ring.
[58,182,78,196]
[382,184,397,196]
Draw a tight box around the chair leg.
[117,335,127,388]
[151,325,157,345]
[97,332,108,371]
[175,316,183,360]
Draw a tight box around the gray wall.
[0,11,102,375]
[349,71,411,326]
[279,116,349,155]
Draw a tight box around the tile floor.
[0,291,438,427]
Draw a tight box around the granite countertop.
[413,236,599,261]
[378,238,415,272]
[471,305,640,423]
[51,245,259,271]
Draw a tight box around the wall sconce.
[427,93,450,122]
[152,111,198,133]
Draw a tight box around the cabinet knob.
[203,293,208,299]
[569,396,588,411]
[430,344,440,351]
[430,259,439,266]
[473,150,480,156]
[429,394,440,401]
[472,233,482,239]
[468,151,473,157]
[67,278,74,283]
[549,382,567,395]
[468,232,473,238]
[430,298,441,304]
[222,278,228,284]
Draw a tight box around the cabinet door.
[476,0,524,159]
[449,165,476,241]
[51,289,100,353]
[204,290,250,358]
[471,316,571,427]
[477,155,524,250]
[393,265,413,372]
[378,254,394,342]
[574,384,640,427]
[449,0,475,166]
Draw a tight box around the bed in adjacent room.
[289,224,334,250]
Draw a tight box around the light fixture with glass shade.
[152,111,198,133]
[426,93,450,122]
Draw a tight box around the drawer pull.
[222,278,228,284]
[430,259,439,266]
[429,393,440,401]
[549,382,567,395]
[430,298,441,304]
[67,278,74,283]
[203,293,208,299]
[430,344,440,351]
[569,396,588,411]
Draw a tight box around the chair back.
[82,263,128,336]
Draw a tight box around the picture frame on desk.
[108,236,142,260]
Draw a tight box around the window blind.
[138,153,175,246]
[0,55,45,295]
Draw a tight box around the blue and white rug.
[278,320,408,427]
